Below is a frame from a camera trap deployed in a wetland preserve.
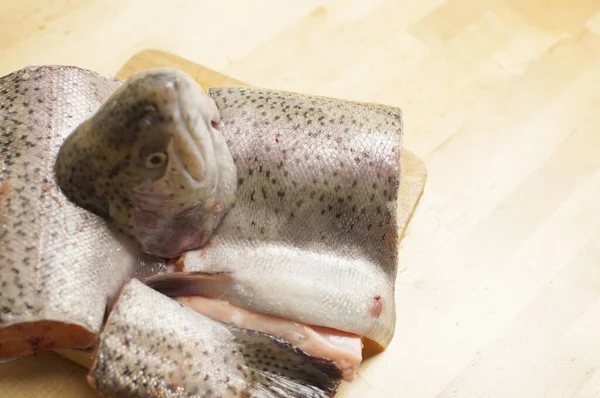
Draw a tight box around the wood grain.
[2,0,600,397]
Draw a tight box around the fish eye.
[145,152,168,168]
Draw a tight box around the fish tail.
[230,327,342,397]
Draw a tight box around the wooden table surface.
[2,1,600,397]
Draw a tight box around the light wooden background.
[2,1,600,397]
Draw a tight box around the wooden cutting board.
[55,49,427,396]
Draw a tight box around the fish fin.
[144,271,232,297]
[230,327,342,398]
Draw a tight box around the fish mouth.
[169,78,211,184]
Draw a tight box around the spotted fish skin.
[89,279,342,398]
[0,66,164,360]
[175,86,402,348]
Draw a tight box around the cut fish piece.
[89,279,343,398]
[0,66,165,361]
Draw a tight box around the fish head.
[56,68,237,258]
